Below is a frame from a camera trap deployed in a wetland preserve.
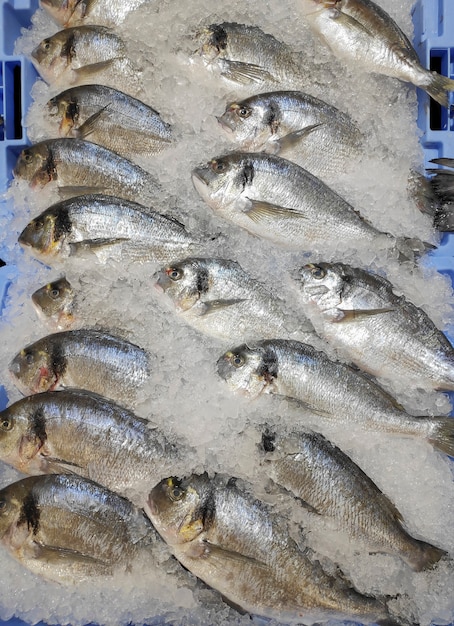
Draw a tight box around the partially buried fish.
[18,194,201,264]
[194,22,305,87]
[40,0,149,28]
[0,389,179,502]
[13,139,161,204]
[218,91,363,182]
[299,0,454,108]
[260,429,446,572]
[9,329,150,406]
[32,277,76,330]
[294,262,454,391]
[145,473,394,623]
[153,257,315,343]
[192,152,426,259]
[31,25,138,88]
[0,474,156,583]
[48,85,172,156]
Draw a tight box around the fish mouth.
[216,115,234,134]
[146,493,159,516]
[191,166,210,186]
[153,270,170,293]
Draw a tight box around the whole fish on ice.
[299,0,454,107]
[40,0,150,28]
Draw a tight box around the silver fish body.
[13,139,161,204]
[0,474,156,582]
[216,338,454,455]
[295,262,454,392]
[0,389,178,501]
[192,152,396,254]
[300,0,454,107]
[48,85,172,156]
[9,329,150,405]
[195,22,304,87]
[40,0,149,28]
[153,257,313,343]
[145,473,391,623]
[18,194,199,264]
[218,91,363,181]
[32,277,76,330]
[261,429,446,571]
[31,25,133,86]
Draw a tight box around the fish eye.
[24,352,34,365]
[42,39,51,50]
[237,106,251,119]
[0,418,12,431]
[23,151,33,164]
[0,500,6,511]
[169,485,185,501]
[33,220,44,231]
[211,160,227,173]
[231,353,245,368]
[50,288,60,299]
[310,266,326,280]
[166,267,183,281]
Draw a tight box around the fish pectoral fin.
[40,455,84,475]
[220,59,276,84]
[330,8,375,38]
[335,307,395,322]
[76,104,112,139]
[199,298,247,316]
[69,238,130,255]
[73,59,118,78]
[244,199,307,223]
[57,185,108,199]
[276,124,323,153]
[32,542,106,566]
[188,539,268,569]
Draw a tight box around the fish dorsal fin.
[244,199,307,223]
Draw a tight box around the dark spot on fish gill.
[50,342,67,379]
[196,267,210,295]
[18,492,40,534]
[194,488,216,531]
[30,407,48,449]
[45,146,58,182]
[54,206,72,240]
[256,347,278,385]
[264,101,280,135]
[61,31,76,63]
[240,161,254,191]
[210,24,228,52]
[66,98,79,125]
[261,429,276,452]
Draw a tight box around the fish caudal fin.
[407,541,447,572]
[424,72,454,109]
[428,417,454,457]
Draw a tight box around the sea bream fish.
[9,329,150,406]
[48,85,173,156]
[217,339,454,456]
[0,389,179,501]
[32,277,76,330]
[0,474,157,583]
[299,0,454,108]
[218,91,363,182]
[260,429,446,572]
[294,262,454,391]
[18,194,201,265]
[31,25,138,88]
[13,139,161,204]
[192,152,424,258]
[145,473,394,623]
[40,0,149,28]
[194,22,305,87]
[153,257,315,343]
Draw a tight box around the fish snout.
[216,352,233,381]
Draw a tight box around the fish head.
[192,153,250,211]
[146,475,210,546]
[217,344,271,398]
[154,258,211,312]
[218,99,270,150]
[31,31,72,82]
[18,210,64,259]
[47,93,80,137]
[31,278,75,325]
[195,24,228,62]
[9,343,57,396]
[0,405,28,466]
[296,262,346,313]
[13,144,55,187]
[0,481,27,540]
[39,0,83,26]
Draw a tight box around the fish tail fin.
[424,72,454,108]
[428,416,454,456]
[407,540,447,572]
[393,236,436,262]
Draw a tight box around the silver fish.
[194,22,304,87]
[217,338,454,455]
[261,429,446,572]
[40,0,149,28]
[218,90,363,181]
[32,277,76,330]
[192,152,420,258]
[48,85,172,156]
[145,473,393,623]
[31,25,136,87]
[9,329,150,405]
[18,194,200,264]
[153,257,314,343]
[300,0,454,108]
[294,262,454,391]
[13,139,161,204]
[0,389,178,501]
[0,474,156,583]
